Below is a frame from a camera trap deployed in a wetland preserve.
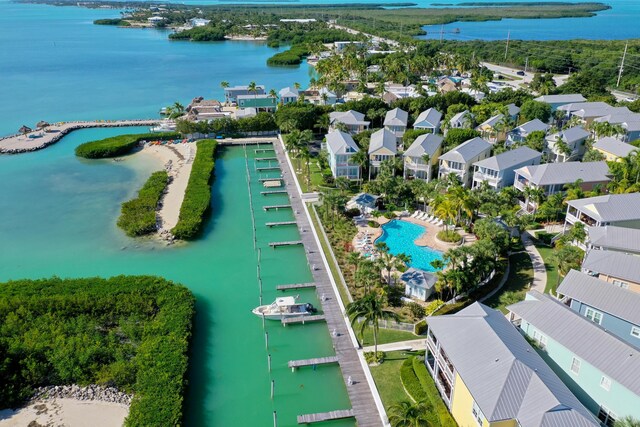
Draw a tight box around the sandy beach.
[0,399,128,427]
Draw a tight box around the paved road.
[481,62,570,88]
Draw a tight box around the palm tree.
[294,82,301,91]
[247,81,258,100]
[523,185,545,214]
[421,154,431,180]
[346,292,399,355]
[388,401,431,427]
[220,81,230,104]
[352,150,369,186]
[434,199,456,230]
[615,416,640,427]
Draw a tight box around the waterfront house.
[368,128,397,179]
[334,41,365,52]
[438,137,492,187]
[326,130,360,180]
[582,249,640,293]
[448,110,474,131]
[147,16,166,26]
[236,94,277,112]
[329,110,370,134]
[565,193,640,229]
[185,98,226,121]
[307,87,337,106]
[513,161,610,212]
[383,107,409,141]
[586,225,640,256]
[545,126,591,162]
[593,137,636,161]
[471,146,541,190]
[426,302,599,427]
[224,85,265,103]
[189,18,211,27]
[403,134,443,181]
[413,108,442,134]
[235,108,257,119]
[508,291,640,425]
[278,87,299,105]
[534,93,586,111]
[476,114,508,143]
[557,269,640,348]
[506,119,549,145]
[401,268,436,301]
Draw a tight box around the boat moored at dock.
[252,296,316,320]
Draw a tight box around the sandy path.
[0,399,128,427]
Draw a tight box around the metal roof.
[581,250,640,288]
[439,137,492,163]
[414,108,442,128]
[507,103,521,117]
[567,193,640,223]
[326,130,359,155]
[449,110,472,126]
[513,119,549,135]
[473,146,541,171]
[479,113,504,128]
[534,94,586,104]
[279,86,298,98]
[400,268,437,289]
[546,126,590,144]
[514,161,610,186]
[428,303,598,427]
[383,107,409,127]
[557,102,610,114]
[404,133,443,158]
[593,137,636,158]
[368,128,397,154]
[587,225,640,254]
[508,291,640,396]
[329,110,369,126]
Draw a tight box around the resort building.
[471,146,541,190]
[401,268,436,301]
[593,137,636,161]
[413,108,442,134]
[236,94,277,112]
[439,137,492,187]
[278,87,299,105]
[329,110,370,134]
[508,291,640,425]
[476,114,507,143]
[534,93,586,111]
[426,303,599,427]
[557,269,640,347]
[582,249,640,293]
[506,119,549,145]
[383,107,409,141]
[325,130,361,180]
[545,126,590,162]
[403,134,443,181]
[185,98,227,121]
[368,129,397,179]
[565,193,640,229]
[224,85,265,103]
[447,110,474,131]
[586,225,640,256]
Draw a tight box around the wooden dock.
[297,409,355,424]
[276,282,315,290]
[255,157,277,161]
[255,148,274,153]
[256,166,281,172]
[269,240,303,248]
[266,221,297,228]
[263,204,291,211]
[289,355,339,370]
[259,177,282,182]
[261,190,287,195]
[281,314,326,325]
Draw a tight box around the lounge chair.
[436,219,444,226]
[430,216,439,223]
[415,213,426,220]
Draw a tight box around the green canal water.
[0,128,354,426]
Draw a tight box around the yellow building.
[425,303,599,427]
[592,136,636,161]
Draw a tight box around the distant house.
[472,146,541,190]
[591,111,640,142]
[346,193,378,213]
[368,128,397,179]
[534,93,586,111]
[436,77,459,93]
[438,137,492,187]
[508,291,640,425]
[559,102,631,127]
[413,108,442,134]
[565,193,640,229]
[189,18,211,27]
[401,268,437,301]
[224,85,265,103]
[185,98,225,121]
[582,249,640,294]
[448,110,474,131]
[403,134,443,181]
[587,225,640,256]
[505,103,520,121]
[235,107,257,119]
[593,137,636,161]
[278,87,298,105]
[426,302,599,427]
[506,118,549,145]
[460,87,485,102]
[383,107,409,141]
[334,41,365,52]
[546,126,591,162]
[236,94,277,112]
[147,16,166,25]
[329,110,370,134]
[325,130,360,180]
[476,114,507,143]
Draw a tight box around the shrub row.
[169,26,226,41]
[117,170,169,237]
[171,139,217,239]
[267,45,310,66]
[75,132,180,159]
[94,18,130,26]
[412,357,458,427]
[437,230,462,243]
[400,357,427,402]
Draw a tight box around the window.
[532,330,548,351]
[600,376,612,391]
[471,400,485,426]
[631,326,640,339]
[585,307,603,325]
[613,279,629,289]
[598,406,617,427]
[570,357,581,375]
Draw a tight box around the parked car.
[516,71,525,76]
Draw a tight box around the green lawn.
[537,244,560,294]
[484,252,534,313]
[369,351,411,410]
[358,326,417,347]
[294,157,324,193]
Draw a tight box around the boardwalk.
[263,204,291,211]
[273,137,383,426]
[0,120,159,154]
[281,314,326,325]
[261,190,287,195]
[289,355,339,370]
[269,240,303,248]
[276,282,315,290]
[266,221,297,228]
[298,409,355,424]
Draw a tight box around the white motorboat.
[252,296,316,320]
[150,120,177,133]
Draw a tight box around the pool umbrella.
[19,125,32,135]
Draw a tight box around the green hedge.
[267,45,310,66]
[437,230,462,243]
[400,357,427,402]
[169,26,226,41]
[75,132,180,159]
[117,170,168,237]
[171,140,217,239]
[412,358,458,427]
[0,276,195,427]
[94,18,130,26]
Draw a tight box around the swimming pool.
[376,220,445,272]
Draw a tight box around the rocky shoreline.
[31,384,133,406]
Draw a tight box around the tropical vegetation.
[75,132,180,159]
[117,170,169,237]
